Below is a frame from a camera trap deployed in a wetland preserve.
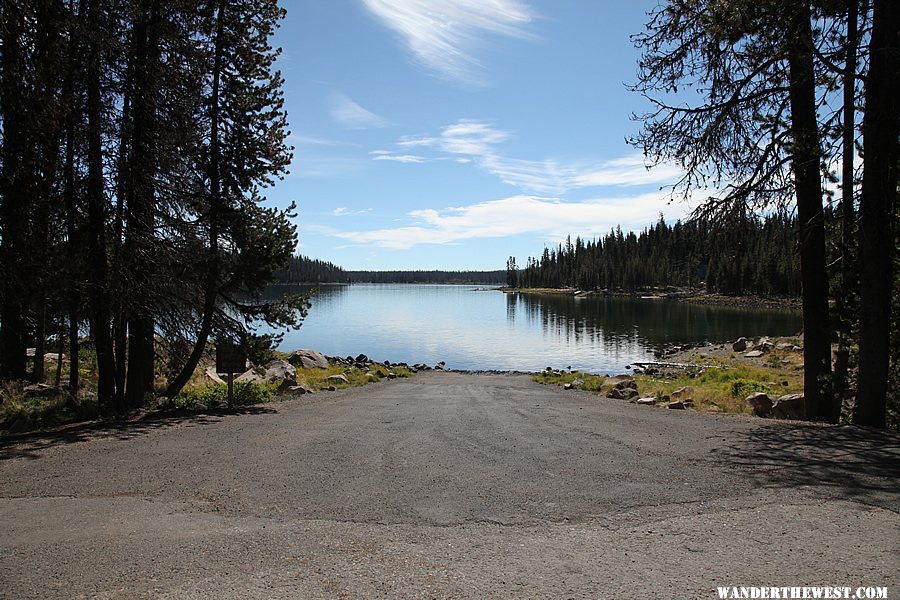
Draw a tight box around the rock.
[387,372,397,379]
[775,342,794,351]
[204,367,226,385]
[601,375,634,392]
[327,373,350,385]
[23,383,55,399]
[671,386,694,400]
[682,400,694,408]
[667,400,686,409]
[234,369,264,384]
[434,361,445,370]
[327,385,336,392]
[608,387,639,400]
[563,383,573,390]
[732,337,748,352]
[288,383,315,395]
[571,378,584,388]
[44,352,62,362]
[745,392,773,417]
[635,397,657,405]
[355,354,369,364]
[743,350,765,358]
[287,349,329,370]
[772,393,805,420]
[263,359,297,391]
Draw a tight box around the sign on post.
[215,344,247,409]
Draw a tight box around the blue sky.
[267,0,694,271]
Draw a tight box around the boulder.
[601,375,634,392]
[288,383,315,395]
[327,373,350,385]
[732,337,748,352]
[204,367,226,385]
[287,349,329,370]
[237,359,296,391]
[571,378,585,388]
[434,361,446,370]
[355,354,369,364]
[44,352,62,362]
[772,393,805,420]
[667,400,686,409]
[671,386,694,400]
[743,350,765,358]
[635,397,657,406]
[608,387,639,400]
[745,392,773,417]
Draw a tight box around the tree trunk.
[787,1,833,422]
[855,0,899,427]
[123,0,159,409]
[84,0,117,412]
[832,0,860,420]
[0,5,30,381]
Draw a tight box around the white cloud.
[329,93,389,129]
[387,119,682,194]
[361,0,535,84]
[372,153,429,163]
[331,193,693,249]
[332,207,373,217]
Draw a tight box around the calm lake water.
[267,284,801,374]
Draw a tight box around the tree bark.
[855,0,899,427]
[84,0,117,412]
[787,1,833,422]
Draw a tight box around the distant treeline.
[511,213,800,296]
[274,256,505,285]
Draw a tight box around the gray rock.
[635,397,657,405]
[773,393,805,420]
[667,400,686,409]
[23,383,55,399]
[204,367,226,385]
[732,338,748,352]
[601,375,634,392]
[327,373,350,385]
[745,392,773,417]
[671,386,694,399]
[264,359,297,390]
[288,384,315,395]
[234,369,264,384]
[563,383,574,390]
[743,350,765,358]
[571,378,585,388]
[287,349,329,370]
[608,387,639,400]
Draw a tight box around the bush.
[729,378,774,398]
[174,381,277,409]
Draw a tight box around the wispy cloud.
[385,119,681,194]
[332,207,373,217]
[361,0,536,84]
[371,152,429,163]
[331,193,692,249]
[329,93,389,129]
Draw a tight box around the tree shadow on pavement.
[718,423,900,510]
[0,405,277,462]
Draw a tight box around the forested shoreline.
[509,213,799,296]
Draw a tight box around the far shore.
[499,286,801,310]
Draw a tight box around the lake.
[267,284,801,374]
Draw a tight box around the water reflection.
[262,284,801,374]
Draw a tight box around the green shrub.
[174,381,277,409]
[729,378,774,398]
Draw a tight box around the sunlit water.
[263,284,801,374]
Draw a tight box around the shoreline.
[500,287,801,310]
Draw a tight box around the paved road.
[1,372,897,598]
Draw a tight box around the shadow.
[0,405,277,462]
[718,422,900,510]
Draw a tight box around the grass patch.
[0,381,97,431]
[296,364,415,391]
[532,370,608,392]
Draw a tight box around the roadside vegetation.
[533,350,803,417]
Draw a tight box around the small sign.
[216,344,247,374]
